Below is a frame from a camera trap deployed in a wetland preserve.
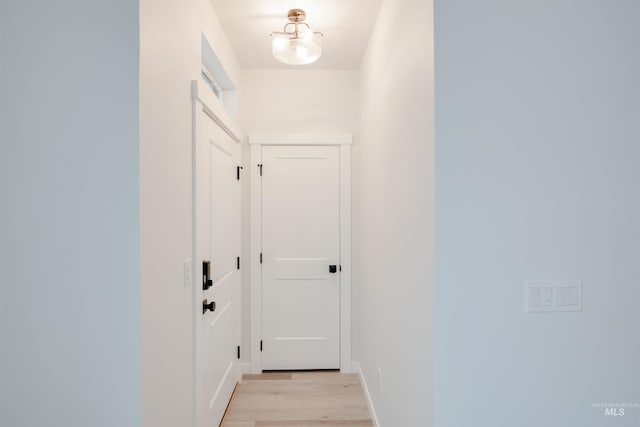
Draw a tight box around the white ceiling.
[209,0,382,70]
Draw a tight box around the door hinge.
[258,163,263,176]
[237,256,240,270]
[237,345,241,360]
[237,166,243,180]
[259,252,263,264]
[260,340,263,352]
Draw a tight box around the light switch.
[530,287,541,307]
[567,286,579,306]
[556,287,567,306]
[543,287,553,306]
[526,281,582,313]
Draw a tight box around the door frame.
[191,79,243,427]
[249,135,353,374]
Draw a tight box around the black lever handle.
[202,299,216,314]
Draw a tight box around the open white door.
[261,145,341,370]
[193,94,241,427]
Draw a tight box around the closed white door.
[194,107,241,427]
[261,145,341,370]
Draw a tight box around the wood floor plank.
[289,372,360,382]
[256,421,373,427]
[220,422,255,427]
[243,372,293,381]
[221,371,372,426]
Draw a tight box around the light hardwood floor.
[220,371,373,427]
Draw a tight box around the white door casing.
[192,81,242,427]
[249,135,352,374]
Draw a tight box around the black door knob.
[202,299,216,314]
[329,265,337,273]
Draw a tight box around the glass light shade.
[272,34,322,65]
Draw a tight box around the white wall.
[0,1,141,426]
[435,1,640,426]
[239,69,358,135]
[139,1,241,426]
[238,69,358,363]
[354,1,435,426]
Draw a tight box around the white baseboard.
[353,362,381,427]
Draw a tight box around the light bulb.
[271,9,323,65]
[272,34,322,65]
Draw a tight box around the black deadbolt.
[203,299,216,314]
[329,265,337,274]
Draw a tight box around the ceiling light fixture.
[271,9,323,65]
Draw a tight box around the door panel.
[194,107,240,427]
[274,258,327,280]
[261,145,340,370]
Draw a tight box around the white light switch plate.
[525,280,582,312]
[184,259,193,288]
